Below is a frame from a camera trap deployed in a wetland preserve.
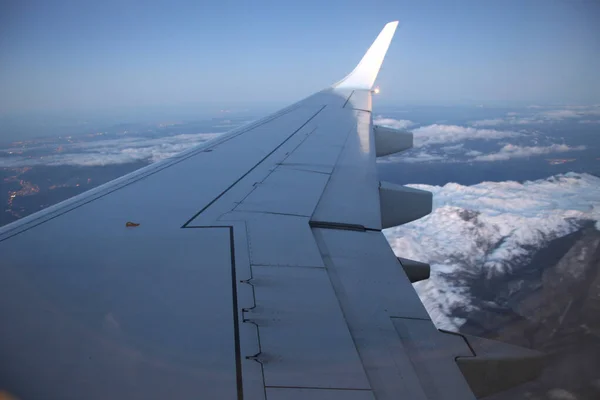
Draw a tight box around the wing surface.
[0,22,544,400]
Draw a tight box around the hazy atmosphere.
[1,0,599,116]
[1,1,600,399]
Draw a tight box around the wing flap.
[246,265,372,389]
[0,227,240,399]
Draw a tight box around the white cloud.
[0,133,221,167]
[469,118,506,127]
[373,118,521,147]
[540,109,582,119]
[440,144,464,153]
[389,151,446,164]
[370,116,586,165]
[384,173,600,329]
[473,143,586,162]
[470,115,542,126]
[411,124,520,147]
[470,105,600,126]
[373,117,415,130]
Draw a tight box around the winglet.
[333,21,399,90]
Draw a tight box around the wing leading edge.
[0,22,545,400]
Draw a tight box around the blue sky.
[1,0,599,114]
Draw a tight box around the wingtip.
[333,21,399,90]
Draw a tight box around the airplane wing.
[0,22,544,400]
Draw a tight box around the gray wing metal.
[0,22,544,400]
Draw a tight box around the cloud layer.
[374,118,521,148]
[470,105,600,127]
[411,124,520,147]
[374,117,590,164]
[473,143,586,162]
[0,133,220,167]
[373,117,415,130]
[384,173,600,329]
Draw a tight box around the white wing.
[0,22,544,400]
